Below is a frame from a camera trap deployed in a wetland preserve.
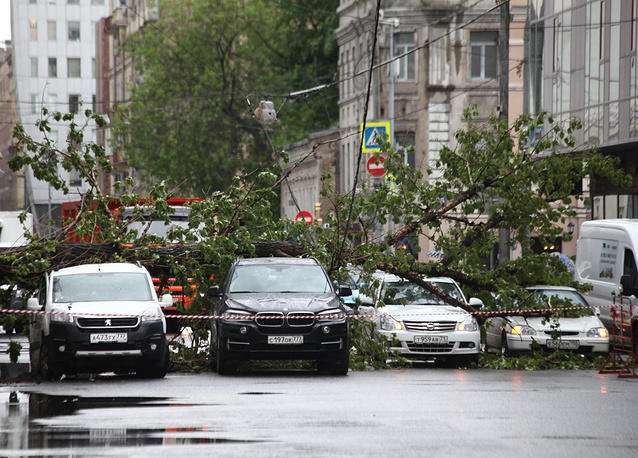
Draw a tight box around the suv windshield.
[229,265,331,294]
[53,273,153,303]
[381,280,464,305]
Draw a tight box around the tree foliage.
[111,0,338,194]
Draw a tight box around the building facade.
[280,129,339,224]
[336,0,526,260]
[95,0,159,193]
[0,42,25,212]
[527,0,638,255]
[10,0,110,229]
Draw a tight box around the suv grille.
[407,342,455,353]
[255,312,285,327]
[286,312,315,327]
[76,317,139,328]
[403,321,457,332]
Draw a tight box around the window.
[29,18,38,41]
[553,18,560,72]
[92,58,96,78]
[47,20,56,41]
[30,93,38,114]
[393,32,416,81]
[599,1,605,60]
[30,57,38,77]
[68,21,80,41]
[67,58,81,78]
[67,0,79,4]
[470,31,497,79]
[68,94,80,114]
[48,57,57,77]
[92,94,96,112]
[68,169,82,187]
[623,249,638,290]
[91,0,105,4]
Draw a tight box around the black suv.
[208,258,352,375]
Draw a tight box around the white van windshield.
[52,273,153,303]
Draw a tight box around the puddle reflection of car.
[360,273,482,366]
[484,286,609,355]
[208,258,352,375]
[27,263,173,380]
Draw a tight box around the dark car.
[208,258,352,375]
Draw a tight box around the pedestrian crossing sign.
[360,120,391,153]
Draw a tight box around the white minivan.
[28,262,172,380]
[575,220,638,345]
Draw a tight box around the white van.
[0,211,33,248]
[575,220,638,331]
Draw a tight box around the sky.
[1,0,11,45]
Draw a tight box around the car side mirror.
[338,286,353,297]
[27,297,40,311]
[160,293,174,306]
[468,297,484,309]
[207,285,222,298]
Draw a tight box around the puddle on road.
[1,391,260,451]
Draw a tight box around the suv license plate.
[90,333,127,344]
[268,335,303,345]
[414,335,448,344]
[546,339,579,350]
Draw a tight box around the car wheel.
[318,349,349,375]
[137,345,169,379]
[37,338,62,381]
[216,335,237,375]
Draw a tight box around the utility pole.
[497,0,510,265]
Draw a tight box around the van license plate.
[414,335,448,344]
[268,336,303,345]
[90,333,127,344]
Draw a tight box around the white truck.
[575,219,638,348]
[0,211,33,248]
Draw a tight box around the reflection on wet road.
[1,369,637,457]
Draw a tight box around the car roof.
[53,263,148,277]
[235,257,319,266]
[526,285,579,292]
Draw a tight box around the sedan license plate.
[414,335,448,344]
[267,335,303,345]
[90,333,127,344]
[546,339,579,350]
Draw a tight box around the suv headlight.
[586,327,609,338]
[380,314,404,331]
[456,317,478,332]
[141,308,163,322]
[509,325,536,336]
[221,309,253,321]
[51,311,73,323]
[317,308,345,321]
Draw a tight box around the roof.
[53,263,148,276]
[580,220,638,251]
[526,285,578,292]
[235,257,319,266]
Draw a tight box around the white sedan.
[360,273,482,366]
[484,286,609,355]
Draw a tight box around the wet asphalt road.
[1,368,637,457]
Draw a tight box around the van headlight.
[456,317,478,332]
[51,312,73,323]
[586,327,609,338]
[141,308,163,322]
[380,315,404,331]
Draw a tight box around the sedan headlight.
[317,308,345,321]
[51,311,73,323]
[380,314,404,331]
[141,308,163,322]
[586,327,609,338]
[221,309,253,321]
[456,317,478,332]
[509,325,536,336]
